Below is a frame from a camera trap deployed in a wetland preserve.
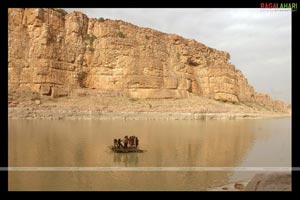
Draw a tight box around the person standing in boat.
[128,136,132,147]
[113,139,118,148]
[135,137,139,148]
[117,138,123,148]
[131,136,135,147]
[132,136,135,146]
[132,136,136,147]
[124,136,129,149]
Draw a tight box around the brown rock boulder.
[245,172,291,191]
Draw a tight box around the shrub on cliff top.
[97,17,105,22]
[226,53,231,61]
[55,8,68,16]
[208,47,214,52]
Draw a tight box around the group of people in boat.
[113,136,139,149]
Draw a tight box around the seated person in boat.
[124,136,129,149]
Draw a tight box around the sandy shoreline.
[8,91,291,120]
[8,107,291,120]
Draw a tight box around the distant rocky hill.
[8,8,289,112]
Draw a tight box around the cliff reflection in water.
[8,118,291,190]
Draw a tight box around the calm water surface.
[8,118,291,190]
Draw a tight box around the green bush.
[85,46,95,52]
[206,60,211,66]
[55,8,68,16]
[97,17,105,22]
[77,71,87,87]
[129,98,138,102]
[83,34,97,46]
[118,31,125,38]
[226,53,231,60]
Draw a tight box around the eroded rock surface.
[8,8,289,112]
[245,172,291,191]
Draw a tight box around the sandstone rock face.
[245,172,291,191]
[8,8,289,112]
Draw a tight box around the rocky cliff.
[8,8,289,112]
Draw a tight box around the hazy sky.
[64,8,291,103]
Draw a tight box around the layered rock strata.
[8,8,289,112]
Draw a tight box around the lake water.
[8,118,291,191]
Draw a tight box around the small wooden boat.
[109,146,145,153]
